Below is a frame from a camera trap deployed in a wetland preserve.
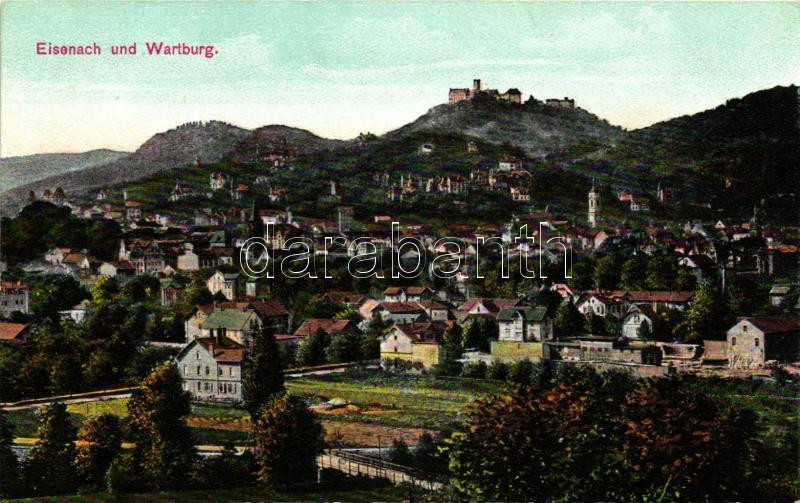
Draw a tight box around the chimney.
[218,327,226,344]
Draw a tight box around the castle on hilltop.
[448,78,577,109]
[448,79,522,105]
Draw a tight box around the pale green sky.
[1,1,798,156]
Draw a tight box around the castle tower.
[588,179,600,228]
[473,79,482,92]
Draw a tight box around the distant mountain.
[224,125,353,163]
[610,85,799,220]
[385,95,624,156]
[0,121,250,214]
[0,149,128,192]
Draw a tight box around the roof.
[769,285,792,295]
[626,291,694,303]
[71,299,92,310]
[393,322,450,344]
[195,337,245,363]
[497,306,548,322]
[418,300,447,310]
[218,300,289,318]
[740,316,800,335]
[0,323,28,342]
[202,309,257,331]
[294,318,353,337]
[457,297,520,313]
[379,301,425,314]
[63,253,88,264]
[0,280,29,292]
[406,286,432,295]
[318,291,368,305]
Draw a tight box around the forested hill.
[611,85,799,221]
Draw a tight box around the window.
[196,366,201,375]
[743,325,748,332]
[731,337,737,346]
[197,382,201,391]
[205,366,210,375]
[218,367,223,376]
[229,367,233,376]
[196,351,200,360]
[754,338,759,347]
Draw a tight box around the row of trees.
[0,360,325,499]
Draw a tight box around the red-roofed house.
[374,302,428,324]
[0,322,30,345]
[176,334,244,401]
[294,318,355,338]
[380,321,451,368]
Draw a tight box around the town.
[0,79,797,502]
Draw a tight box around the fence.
[318,449,443,491]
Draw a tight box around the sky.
[1,1,798,157]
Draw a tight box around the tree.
[23,402,77,496]
[675,284,730,342]
[29,275,88,322]
[645,255,678,290]
[0,409,20,498]
[74,413,122,489]
[388,438,414,466]
[461,361,487,379]
[185,275,213,306]
[553,301,584,339]
[507,359,534,386]
[586,313,607,336]
[620,256,646,290]
[253,395,324,487]
[462,320,487,351]
[295,329,331,367]
[242,325,285,420]
[127,362,196,490]
[487,361,509,381]
[444,368,759,502]
[594,256,619,290]
[91,276,120,307]
[327,330,365,363]
[194,442,254,489]
[727,277,766,314]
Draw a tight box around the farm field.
[7,371,505,447]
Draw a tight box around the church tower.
[588,179,600,228]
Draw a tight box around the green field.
[286,371,505,430]
[7,372,504,444]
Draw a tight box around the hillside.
[0,121,250,214]
[609,85,799,220]
[0,149,128,192]
[385,94,624,156]
[224,125,354,163]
